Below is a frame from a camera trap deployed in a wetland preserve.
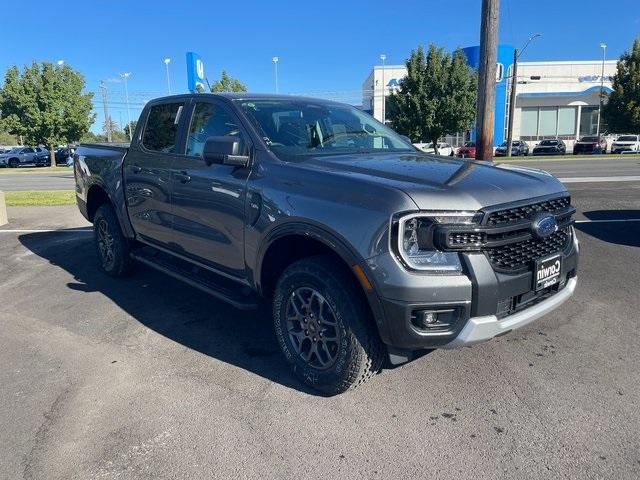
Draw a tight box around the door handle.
[131,165,142,174]
[174,171,191,183]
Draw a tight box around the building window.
[579,106,599,136]
[520,106,578,139]
[539,107,558,136]
[521,107,539,137]
[558,107,577,136]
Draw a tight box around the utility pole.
[120,72,132,141]
[380,54,387,124]
[596,43,607,136]
[475,0,500,161]
[99,81,112,142]
[506,33,541,157]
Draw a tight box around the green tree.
[210,70,247,93]
[387,44,477,154]
[123,119,138,139]
[0,61,95,163]
[603,38,640,133]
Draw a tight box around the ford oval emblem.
[531,214,558,239]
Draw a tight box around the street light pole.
[272,57,279,93]
[506,33,541,157]
[99,81,112,142]
[120,72,132,141]
[596,43,607,136]
[380,54,386,124]
[164,58,172,94]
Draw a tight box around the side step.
[130,246,260,310]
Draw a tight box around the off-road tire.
[93,203,133,277]
[273,255,384,395]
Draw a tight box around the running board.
[130,247,260,310]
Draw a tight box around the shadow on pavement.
[18,229,319,395]
[575,210,640,248]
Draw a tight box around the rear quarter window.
[142,102,184,153]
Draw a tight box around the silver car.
[0,147,50,168]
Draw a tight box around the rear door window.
[142,102,184,153]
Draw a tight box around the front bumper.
[442,276,576,348]
[367,229,579,351]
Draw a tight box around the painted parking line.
[0,228,92,233]
[560,176,640,183]
[574,219,640,224]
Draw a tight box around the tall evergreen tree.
[387,45,477,154]
[0,62,94,164]
[603,38,640,133]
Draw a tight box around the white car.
[610,135,640,154]
[413,142,454,156]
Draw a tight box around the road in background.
[0,182,639,479]
[0,171,74,191]
[497,155,640,179]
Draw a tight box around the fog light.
[411,308,458,332]
[417,311,438,328]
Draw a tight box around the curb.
[0,191,7,226]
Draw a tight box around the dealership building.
[362,45,617,150]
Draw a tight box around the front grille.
[436,195,576,274]
[486,196,571,226]
[448,231,486,246]
[486,227,571,272]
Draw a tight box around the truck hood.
[298,152,566,210]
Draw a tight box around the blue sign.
[462,44,515,146]
[186,52,206,93]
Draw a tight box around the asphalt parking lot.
[1,180,639,479]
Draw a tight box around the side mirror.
[203,136,250,167]
[400,135,412,145]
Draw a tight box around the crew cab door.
[123,100,187,247]
[170,99,252,278]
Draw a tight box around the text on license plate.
[534,255,562,291]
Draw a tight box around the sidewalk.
[4,205,90,230]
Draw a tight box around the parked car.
[573,135,607,155]
[495,140,529,157]
[610,134,640,154]
[456,141,476,158]
[532,139,566,156]
[55,147,76,165]
[413,142,454,156]
[74,93,578,394]
[34,147,51,166]
[0,146,46,167]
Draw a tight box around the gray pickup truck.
[74,93,579,394]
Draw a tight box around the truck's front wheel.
[93,204,133,277]
[273,255,384,395]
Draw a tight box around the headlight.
[393,212,480,273]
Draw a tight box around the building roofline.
[519,60,617,66]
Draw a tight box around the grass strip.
[4,190,76,206]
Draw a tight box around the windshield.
[580,136,598,142]
[539,140,558,145]
[234,99,414,159]
[617,135,638,141]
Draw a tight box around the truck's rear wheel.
[273,255,384,395]
[93,204,133,277]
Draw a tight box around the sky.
[1,0,639,133]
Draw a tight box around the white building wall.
[362,65,407,122]
[363,59,619,151]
